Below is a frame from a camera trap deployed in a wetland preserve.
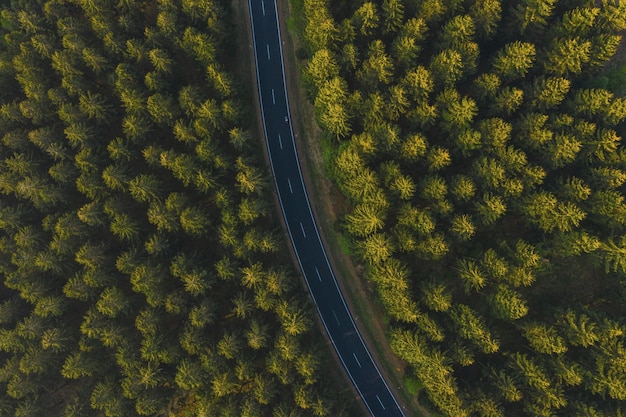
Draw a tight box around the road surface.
[248,1,406,416]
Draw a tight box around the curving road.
[248,1,406,416]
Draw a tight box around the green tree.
[358,40,394,89]
[96,286,132,318]
[492,41,535,80]
[522,322,568,354]
[390,329,468,417]
[437,89,477,132]
[421,281,452,312]
[510,0,556,37]
[450,175,476,201]
[508,352,551,392]
[543,37,591,76]
[146,93,179,125]
[438,15,475,51]
[78,91,112,122]
[129,174,162,203]
[489,87,523,116]
[91,379,126,417]
[304,49,339,92]
[246,319,268,350]
[429,49,463,86]
[489,284,528,321]
[352,2,379,36]
[472,73,500,103]
[235,157,267,195]
[61,351,99,379]
[110,213,141,241]
[470,0,501,39]
[369,258,419,322]
[381,0,404,34]
[122,114,152,141]
[474,193,506,225]
[344,203,386,237]
[175,359,205,391]
[589,34,621,69]
[450,214,475,241]
[528,77,570,110]
[451,304,500,353]
[102,164,130,191]
[148,48,172,73]
[488,368,523,403]
[457,259,487,293]
[392,19,426,68]
[303,0,338,51]
[524,192,586,232]
[180,206,210,236]
[275,300,311,336]
[559,309,598,347]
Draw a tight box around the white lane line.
[353,352,362,368]
[261,0,265,15]
[266,44,270,60]
[376,395,386,410]
[300,222,306,238]
[315,266,322,282]
[278,134,283,149]
[287,177,293,193]
[271,88,275,104]
[332,309,340,325]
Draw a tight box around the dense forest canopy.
[0,0,354,416]
[299,0,626,416]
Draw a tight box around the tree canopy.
[300,0,626,415]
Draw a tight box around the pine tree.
[489,284,528,321]
[470,0,501,39]
[429,49,464,86]
[421,281,452,312]
[450,214,475,241]
[475,193,506,225]
[352,2,379,37]
[543,37,591,76]
[492,41,535,80]
[510,0,556,37]
[457,259,487,293]
[560,309,599,347]
[381,0,404,34]
[523,322,568,354]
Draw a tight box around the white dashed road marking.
[278,134,283,149]
[353,352,362,368]
[332,309,340,325]
[271,88,275,104]
[287,177,293,193]
[376,395,386,410]
[315,267,322,281]
[300,222,306,238]
[261,0,265,15]
[266,44,270,60]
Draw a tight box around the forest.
[0,0,356,416]
[297,0,626,416]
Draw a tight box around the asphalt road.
[248,1,406,416]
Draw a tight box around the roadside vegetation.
[298,0,626,415]
[0,0,356,416]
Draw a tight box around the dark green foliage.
[300,0,626,416]
[0,1,352,416]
